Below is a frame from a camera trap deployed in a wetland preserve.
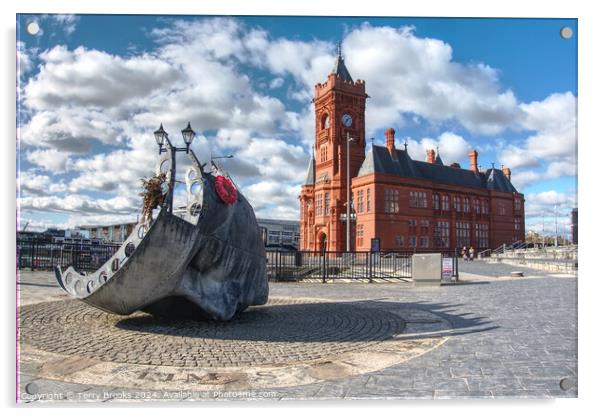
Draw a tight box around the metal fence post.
[321,251,326,283]
[368,252,373,283]
[30,243,35,271]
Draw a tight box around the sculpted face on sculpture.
[54,124,269,321]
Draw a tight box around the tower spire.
[331,41,353,82]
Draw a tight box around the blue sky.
[16,14,577,237]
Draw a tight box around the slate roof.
[303,153,315,186]
[331,55,353,82]
[357,144,518,193]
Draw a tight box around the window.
[319,145,327,162]
[395,235,404,247]
[474,199,481,214]
[464,197,470,213]
[384,188,399,213]
[410,191,428,208]
[475,223,489,248]
[419,236,429,248]
[324,192,330,216]
[482,200,489,215]
[321,113,330,129]
[442,195,450,211]
[456,222,470,248]
[453,196,461,212]
[499,204,506,216]
[357,190,364,213]
[357,224,364,247]
[315,194,323,216]
[514,217,521,231]
[515,197,522,211]
[366,189,371,212]
[434,221,450,248]
[409,236,417,248]
[433,193,440,210]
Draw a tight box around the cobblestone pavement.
[19,298,408,367]
[16,262,577,401]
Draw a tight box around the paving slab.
[16,262,577,402]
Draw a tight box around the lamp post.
[153,122,197,212]
[346,132,357,252]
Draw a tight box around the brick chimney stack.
[502,165,512,181]
[385,128,396,157]
[468,150,479,173]
[426,149,436,164]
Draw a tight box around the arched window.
[321,113,330,130]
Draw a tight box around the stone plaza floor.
[16,261,577,402]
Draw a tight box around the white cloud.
[17,41,35,75]
[404,131,471,164]
[237,138,307,182]
[17,170,67,196]
[499,144,540,169]
[524,190,575,230]
[498,92,576,189]
[19,194,137,216]
[247,24,522,138]
[21,109,128,152]
[519,92,576,133]
[25,148,70,172]
[269,77,284,89]
[24,45,181,110]
[242,180,300,220]
[68,147,156,194]
[47,14,80,36]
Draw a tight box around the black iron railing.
[17,241,458,282]
[17,241,121,272]
[266,250,457,282]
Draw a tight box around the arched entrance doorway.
[318,232,327,253]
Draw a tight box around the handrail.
[478,249,492,258]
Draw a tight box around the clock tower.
[300,45,368,252]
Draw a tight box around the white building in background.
[79,222,137,243]
[256,218,300,249]
[79,218,300,249]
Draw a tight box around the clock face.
[341,113,353,127]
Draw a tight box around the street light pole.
[153,122,197,213]
[346,132,357,252]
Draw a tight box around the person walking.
[469,246,475,261]
[461,246,467,261]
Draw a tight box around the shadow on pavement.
[115,298,498,343]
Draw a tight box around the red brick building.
[299,51,525,253]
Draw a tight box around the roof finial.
[491,162,495,169]
[370,137,374,145]
[404,139,408,151]
[337,41,342,59]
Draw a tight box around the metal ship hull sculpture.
[55,123,268,321]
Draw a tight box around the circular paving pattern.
[19,298,406,368]
[19,297,451,392]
